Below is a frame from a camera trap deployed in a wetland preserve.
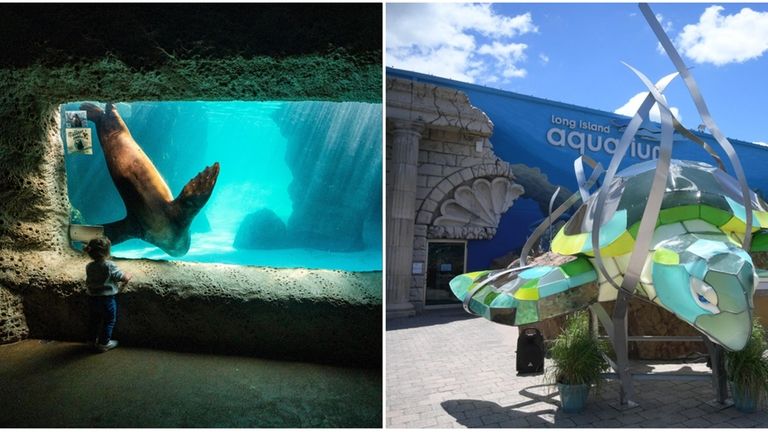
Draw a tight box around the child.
[84,237,131,352]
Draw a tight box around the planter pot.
[557,383,590,413]
[730,381,759,413]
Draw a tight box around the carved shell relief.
[433,178,524,228]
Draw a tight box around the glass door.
[425,241,466,306]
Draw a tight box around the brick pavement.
[386,308,768,428]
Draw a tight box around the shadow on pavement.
[386,307,478,331]
[627,362,704,374]
[441,384,597,428]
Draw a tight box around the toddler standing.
[84,237,131,352]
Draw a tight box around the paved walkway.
[387,308,768,428]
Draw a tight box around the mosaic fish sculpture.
[450,159,767,351]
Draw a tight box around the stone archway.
[415,163,524,238]
[408,163,525,311]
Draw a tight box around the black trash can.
[516,327,545,375]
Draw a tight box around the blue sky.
[386,3,768,145]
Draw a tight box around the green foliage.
[725,318,768,406]
[547,310,610,387]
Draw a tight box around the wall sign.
[64,110,93,155]
[546,114,660,160]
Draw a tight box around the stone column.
[386,120,424,318]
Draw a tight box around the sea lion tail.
[174,162,221,223]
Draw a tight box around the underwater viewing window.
[61,101,382,271]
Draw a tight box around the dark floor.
[0,339,381,428]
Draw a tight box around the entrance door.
[426,241,466,306]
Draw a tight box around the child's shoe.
[96,340,118,352]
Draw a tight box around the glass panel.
[61,101,382,271]
[426,242,465,305]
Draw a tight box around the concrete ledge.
[2,250,381,368]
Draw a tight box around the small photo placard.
[65,110,88,128]
[66,128,93,155]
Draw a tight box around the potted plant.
[546,310,610,413]
[725,318,768,413]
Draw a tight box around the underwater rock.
[234,208,289,249]
[190,212,211,234]
[361,191,382,250]
[275,102,382,252]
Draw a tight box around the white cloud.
[478,41,527,62]
[675,6,768,65]
[656,13,673,32]
[478,41,528,78]
[654,13,674,55]
[614,92,681,123]
[386,3,537,84]
[539,53,550,64]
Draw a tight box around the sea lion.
[80,102,220,257]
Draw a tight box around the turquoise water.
[62,101,382,271]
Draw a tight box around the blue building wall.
[388,67,768,271]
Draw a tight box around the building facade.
[386,69,768,339]
[386,77,526,316]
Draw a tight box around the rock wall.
[0,4,381,366]
[0,285,28,343]
[5,250,380,366]
[534,300,705,360]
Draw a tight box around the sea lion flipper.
[174,162,221,220]
[79,102,104,124]
[103,216,142,246]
